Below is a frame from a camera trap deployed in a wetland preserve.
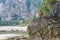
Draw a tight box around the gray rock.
[27,17,60,40]
[46,3,60,18]
[27,2,60,40]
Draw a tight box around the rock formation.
[46,2,60,18]
[27,17,60,40]
[27,1,60,40]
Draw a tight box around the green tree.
[39,0,55,15]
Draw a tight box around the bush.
[39,0,53,15]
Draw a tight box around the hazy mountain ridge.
[0,0,41,21]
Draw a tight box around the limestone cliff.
[27,17,60,40]
[27,1,60,40]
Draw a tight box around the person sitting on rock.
[39,10,43,20]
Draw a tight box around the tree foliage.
[39,0,55,15]
[44,0,55,4]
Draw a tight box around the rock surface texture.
[27,17,60,40]
[27,2,60,40]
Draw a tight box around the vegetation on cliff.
[27,0,60,40]
[39,0,55,15]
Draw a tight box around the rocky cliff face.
[27,17,60,40]
[27,2,60,40]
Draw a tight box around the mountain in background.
[0,0,41,21]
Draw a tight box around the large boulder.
[27,17,60,40]
[27,1,60,40]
